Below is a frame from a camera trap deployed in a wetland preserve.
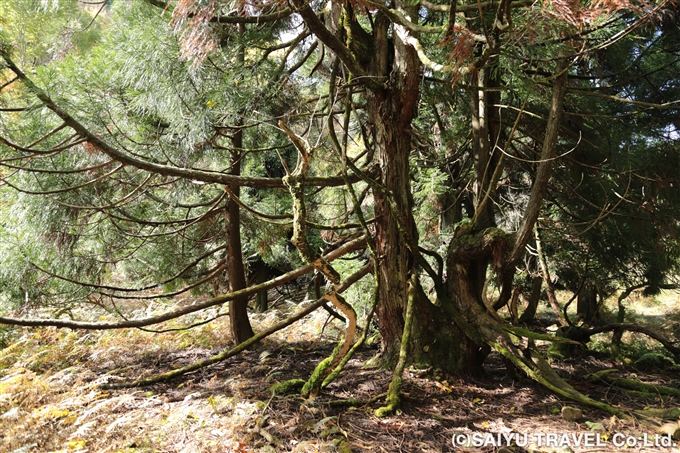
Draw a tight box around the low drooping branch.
[101,263,371,389]
[0,236,366,330]
[0,48,366,190]
[588,323,680,357]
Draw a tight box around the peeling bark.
[279,122,357,397]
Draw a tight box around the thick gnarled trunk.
[366,7,498,373]
[294,0,572,378]
[366,9,460,367]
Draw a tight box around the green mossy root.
[322,327,367,389]
[374,377,403,417]
[269,379,306,395]
[490,340,627,418]
[589,370,680,398]
[635,408,680,420]
[301,356,333,398]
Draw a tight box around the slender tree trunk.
[254,258,268,313]
[577,282,599,325]
[519,276,543,323]
[226,22,254,343]
[225,138,254,343]
[535,225,568,326]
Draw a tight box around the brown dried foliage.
[543,0,650,29]
[172,0,221,68]
[441,25,476,87]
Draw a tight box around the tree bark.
[225,143,254,343]
[519,276,543,323]
[367,10,420,364]
[226,31,255,343]
[363,7,467,369]
[507,52,570,265]
[292,1,574,378]
[576,282,599,325]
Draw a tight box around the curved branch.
[100,262,371,389]
[420,0,531,13]
[211,9,293,24]
[365,1,448,34]
[144,0,293,24]
[0,49,364,189]
[587,323,680,357]
[280,120,358,396]
[0,236,366,330]
[289,0,384,92]
[507,52,570,265]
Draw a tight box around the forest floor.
[2,292,680,453]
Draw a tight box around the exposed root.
[325,393,386,407]
[502,325,580,345]
[588,369,680,398]
[301,352,335,397]
[269,379,305,395]
[635,408,680,420]
[322,292,357,373]
[489,332,628,418]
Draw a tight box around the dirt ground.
[2,300,680,453]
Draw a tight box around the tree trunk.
[226,33,254,342]
[366,10,417,364]
[519,276,543,323]
[362,9,572,375]
[254,258,268,313]
[535,225,568,326]
[225,23,254,344]
[363,9,471,370]
[298,2,572,377]
[225,147,254,343]
[577,282,599,325]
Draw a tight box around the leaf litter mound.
[2,302,680,453]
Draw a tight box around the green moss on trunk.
[375,274,416,417]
